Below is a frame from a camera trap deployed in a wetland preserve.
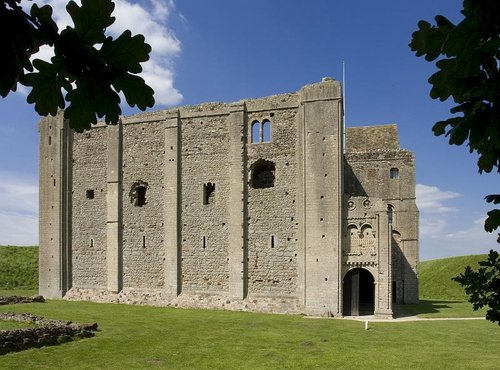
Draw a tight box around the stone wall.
[0,312,97,355]
[247,107,299,297]
[39,79,419,316]
[72,127,108,288]
[122,121,166,290]
[180,113,230,293]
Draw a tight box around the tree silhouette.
[410,0,499,325]
[0,0,154,132]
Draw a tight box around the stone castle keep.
[39,79,418,317]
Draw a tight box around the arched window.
[251,121,260,144]
[262,120,271,142]
[250,159,276,188]
[390,168,399,179]
[387,205,394,224]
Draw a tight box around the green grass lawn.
[419,254,488,300]
[1,250,498,368]
[0,298,499,369]
[0,320,35,330]
[0,246,38,290]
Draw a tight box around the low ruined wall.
[0,295,45,305]
[0,312,97,355]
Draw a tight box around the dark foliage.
[0,0,154,132]
[453,250,500,325]
[410,0,500,324]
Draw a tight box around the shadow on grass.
[394,299,485,318]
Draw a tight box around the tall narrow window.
[251,121,260,143]
[388,205,394,224]
[262,120,271,142]
[390,168,399,179]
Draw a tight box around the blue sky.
[0,0,497,260]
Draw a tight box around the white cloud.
[0,172,38,246]
[416,184,461,214]
[417,183,498,260]
[26,0,183,106]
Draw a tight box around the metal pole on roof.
[342,61,346,153]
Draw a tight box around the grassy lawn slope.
[0,246,38,291]
[419,254,488,300]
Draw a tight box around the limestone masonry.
[39,79,419,317]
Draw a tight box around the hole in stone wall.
[90,238,94,247]
[48,136,51,145]
[130,181,148,207]
[142,235,146,248]
[53,179,56,187]
[271,235,275,248]
[203,236,206,249]
[86,190,95,199]
[250,159,276,189]
[203,182,215,205]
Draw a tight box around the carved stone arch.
[342,267,375,316]
[359,224,376,253]
[346,224,359,254]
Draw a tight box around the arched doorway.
[343,268,375,316]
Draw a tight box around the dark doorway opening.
[343,268,375,316]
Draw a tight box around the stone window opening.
[90,238,94,247]
[251,121,260,144]
[250,159,276,189]
[130,181,148,207]
[251,119,272,143]
[203,182,215,205]
[270,235,275,248]
[262,120,271,142]
[388,205,395,224]
[142,235,146,248]
[203,236,206,249]
[390,168,399,179]
[86,189,95,199]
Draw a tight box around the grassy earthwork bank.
[0,246,38,291]
[0,248,499,369]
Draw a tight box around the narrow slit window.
[388,205,394,224]
[262,120,271,142]
[203,236,206,249]
[142,235,146,248]
[271,235,275,248]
